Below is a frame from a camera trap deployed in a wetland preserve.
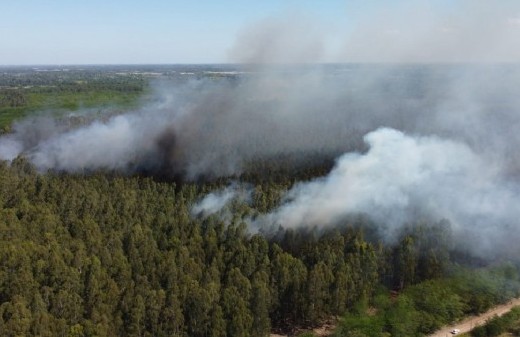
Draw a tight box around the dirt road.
[428,298,520,337]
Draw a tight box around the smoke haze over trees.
[2,64,520,259]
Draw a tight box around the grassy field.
[0,89,143,130]
[0,64,244,130]
[0,66,150,130]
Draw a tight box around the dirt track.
[428,298,520,337]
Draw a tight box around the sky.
[0,0,519,64]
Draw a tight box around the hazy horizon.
[3,62,520,68]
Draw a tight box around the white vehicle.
[450,328,460,335]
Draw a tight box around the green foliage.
[0,162,388,336]
[334,310,385,337]
[447,266,520,316]
[404,280,464,333]
[0,69,145,128]
[333,270,520,337]
[471,307,520,337]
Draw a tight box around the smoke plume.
[191,184,252,219]
[254,127,520,257]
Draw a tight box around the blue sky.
[1,1,518,64]
[0,0,348,64]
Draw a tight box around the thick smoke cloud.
[255,128,520,257]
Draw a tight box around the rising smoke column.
[253,128,520,258]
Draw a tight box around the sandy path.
[428,298,520,337]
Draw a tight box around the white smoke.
[29,115,146,171]
[191,184,252,218]
[254,128,520,256]
[0,136,23,161]
[0,83,192,174]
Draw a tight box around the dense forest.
[1,66,520,337]
[0,157,519,337]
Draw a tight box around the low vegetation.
[333,267,520,337]
[0,67,145,129]
[470,307,520,337]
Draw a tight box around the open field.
[0,66,151,129]
[0,90,143,128]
